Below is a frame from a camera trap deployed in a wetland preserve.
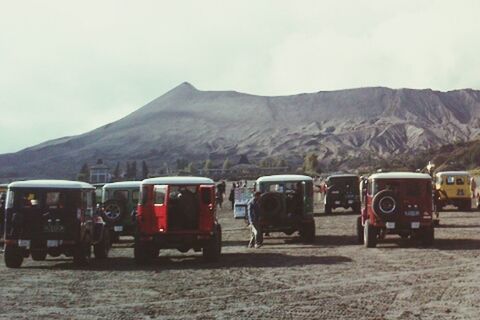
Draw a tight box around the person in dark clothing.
[248,191,263,248]
[0,193,6,239]
[229,183,236,210]
[216,181,227,209]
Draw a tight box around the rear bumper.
[259,217,314,232]
[373,220,432,231]
[4,238,78,253]
[138,232,215,249]
[327,198,360,208]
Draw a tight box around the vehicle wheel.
[134,241,156,265]
[364,220,377,248]
[4,245,24,268]
[94,229,110,259]
[421,226,434,246]
[203,224,222,262]
[324,203,332,215]
[463,200,472,212]
[31,250,47,261]
[73,243,91,266]
[356,216,364,244]
[102,200,125,224]
[300,220,315,243]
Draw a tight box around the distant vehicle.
[1,183,7,242]
[101,181,141,241]
[134,176,221,264]
[324,174,361,214]
[434,171,473,211]
[233,186,253,219]
[357,172,434,248]
[255,175,315,243]
[3,180,110,268]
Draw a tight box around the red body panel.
[199,185,215,232]
[364,179,433,227]
[137,184,216,236]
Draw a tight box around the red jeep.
[134,176,221,264]
[357,172,434,247]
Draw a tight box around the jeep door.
[199,185,215,232]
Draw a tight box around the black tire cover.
[372,190,399,221]
[103,200,126,223]
[259,192,285,220]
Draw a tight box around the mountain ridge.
[1,83,480,180]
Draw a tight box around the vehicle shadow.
[372,237,480,250]
[223,234,358,247]
[437,223,480,229]
[316,210,358,216]
[433,238,480,251]
[23,252,353,271]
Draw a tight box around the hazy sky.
[1,1,479,153]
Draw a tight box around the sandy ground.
[1,203,480,320]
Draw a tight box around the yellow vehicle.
[434,171,473,211]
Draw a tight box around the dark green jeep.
[324,174,361,214]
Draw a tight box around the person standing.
[216,182,225,209]
[229,183,236,210]
[248,191,263,248]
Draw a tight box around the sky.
[1,0,480,153]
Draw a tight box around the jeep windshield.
[372,180,431,198]
[327,177,359,192]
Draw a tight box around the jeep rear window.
[328,178,359,191]
[132,191,139,202]
[46,192,61,208]
[446,176,455,185]
[154,186,167,205]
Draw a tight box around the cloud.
[0,0,479,153]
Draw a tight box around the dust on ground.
[1,205,479,320]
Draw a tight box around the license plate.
[335,201,341,205]
[405,210,419,216]
[44,224,65,233]
[47,240,60,247]
[114,226,123,232]
[386,222,395,229]
[411,222,420,229]
[18,239,31,248]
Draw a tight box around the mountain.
[2,82,480,180]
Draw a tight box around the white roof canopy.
[142,176,214,186]
[369,172,432,180]
[8,180,95,190]
[256,174,313,183]
[103,181,142,189]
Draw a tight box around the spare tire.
[103,200,126,224]
[372,190,398,221]
[177,190,199,229]
[259,192,285,220]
